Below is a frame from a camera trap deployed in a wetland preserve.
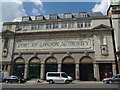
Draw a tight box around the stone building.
[1,12,117,81]
[107,1,120,73]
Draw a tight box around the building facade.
[1,12,117,81]
[107,1,120,73]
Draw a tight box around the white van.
[46,72,73,84]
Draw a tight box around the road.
[1,81,120,90]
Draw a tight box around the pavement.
[26,79,103,84]
[1,80,120,89]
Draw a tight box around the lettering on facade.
[15,39,92,50]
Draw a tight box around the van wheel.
[49,80,54,84]
[65,80,69,84]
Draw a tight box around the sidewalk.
[26,79,102,84]
[73,80,102,83]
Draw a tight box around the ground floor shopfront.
[10,53,116,81]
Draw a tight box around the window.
[116,6,120,10]
[5,65,8,70]
[22,25,28,30]
[4,37,9,48]
[114,75,118,78]
[77,22,83,28]
[2,65,8,71]
[0,65,1,70]
[80,13,89,18]
[38,24,43,30]
[36,16,44,20]
[64,14,73,18]
[6,25,12,30]
[61,23,67,28]
[84,22,91,27]
[2,65,5,70]
[31,24,37,30]
[77,21,91,28]
[53,23,58,29]
[61,74,68,78]
[22,16,31,21]
[68,22,74,28]
[48,73,60,77]
[46,24,51,29]
[16,25,28,31]
[49,15,58,20]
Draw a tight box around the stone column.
[118,59,120,73]
[10,63,14,75]
[40,63,45,80]
[75,63,79,80]
[8,64,11,76]
[112,63,116,75]
[24,63,28,79]
[58,63,61,72]
[94,63,100,81]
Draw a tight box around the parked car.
[46,72,73,84]
[102,74,120,84]
[2,75,26,83]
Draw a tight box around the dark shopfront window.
[99,63,113,81]
[29,64,40,79]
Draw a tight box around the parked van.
[46,72,73,84]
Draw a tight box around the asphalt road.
[1,81,120,89]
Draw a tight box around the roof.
[12,12,104,22]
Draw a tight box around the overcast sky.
[0,0,112,32]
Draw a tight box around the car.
[2,75,26,83]
[102,74,120,84]
[46,72,73,84]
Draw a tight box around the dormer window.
[64,13,73,19]
[49,14,58,20]
[79,13,89,18]
[22,16,32,21]
[35,15,45,20]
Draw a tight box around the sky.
[0,0,113,31]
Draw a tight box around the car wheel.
[49,80,54,84]
[104,81,108,84]
[5,80,9,84]
[65,80,69,84]
[18,80,21,83]
[108,80,112,84]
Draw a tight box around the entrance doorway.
[99,63,113,81]
[13,58,25,78]
[45,57,58,79]
[62,57,75,80]
[28,58,41,80]
[79,57,94,81]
